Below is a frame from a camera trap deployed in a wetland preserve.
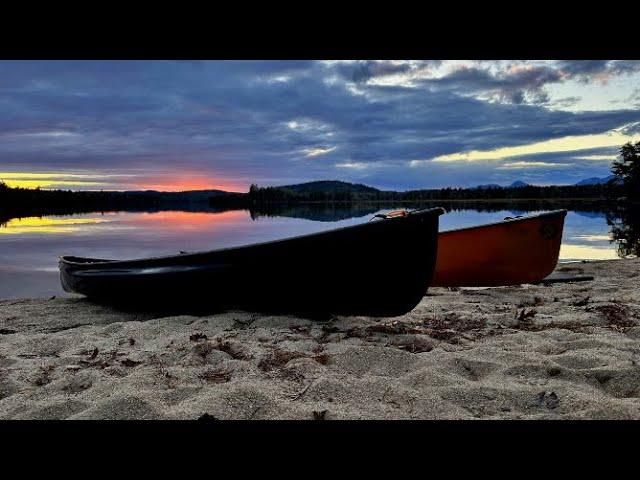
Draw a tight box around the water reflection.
[607,206,640,258]
[0,203,638,299]
[0,216,111,234]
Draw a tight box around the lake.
[0,206,634,299]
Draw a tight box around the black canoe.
[59,207,444,316]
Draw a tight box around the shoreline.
[1,258,639,419]
[1,196,625,221]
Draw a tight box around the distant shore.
[2,258,639,419]
[1,179,626,225]
[1,196,623,226]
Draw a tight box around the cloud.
[335,61,413,83]
[572,154,618,161]
[1,60,640,191]
[557,60,640,83]
[430,125,640,163]
[301,146,337,157]
[436,64,564,103]
[497,161,571,170]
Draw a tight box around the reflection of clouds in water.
[0,216,114,235]
[0,207,628,299]
[571,234,611,241]
[562,211,613,251]
[438,210,517,231]
[560,244,619,261]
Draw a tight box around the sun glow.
[0,171,246,192]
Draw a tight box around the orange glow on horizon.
[1,171,247,193]
[0,210,250,235]
[132,173,246,193]
[132,210,248,228]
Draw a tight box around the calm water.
[0,207,632,299]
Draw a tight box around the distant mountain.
[275,180,380,195]
[574,175,617,186]
[474,181,529,189]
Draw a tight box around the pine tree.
[612,142,640,199]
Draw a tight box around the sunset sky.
[1,60,640,192]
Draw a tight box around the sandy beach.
[1,258,639,420]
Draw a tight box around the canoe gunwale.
[59,206,445,268]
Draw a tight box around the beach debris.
[393,336,434,353]
[287,379,316,401]
[312,410,328,420]
[572,296,590,307]
[536,274,594,285]
[516,308,537,323]
[32,363,55,386]
[65,365,82,372]
[594,304,635,331]
[258,348,305,372]
[289,325,311,335]
[534,297,545,306]
[193,342,215,359]
[422,313,486,343]
[213,339,252,360]
[318,324,340,343]
[249,406,261,419]
[88,348,99,360]
[128,338,135,346]
[313,353,332,365]
[120,358,142,367]
[367,321,422,335]
[536,391,560,409]
[197,413,218,421]
[0,329,16,335]
[547,366,562,377]
[232,317,254,329]
[199,366,233,384]
[149,355,178,389]
[546,392,560,409]
[189,332,208,342]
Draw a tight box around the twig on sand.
[249,406,261,419]
[287,378,316,401]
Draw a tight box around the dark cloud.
[335,61,413,83]
[0,60,639,190]
[557,60,640,81]
[556,60,611,76]
[424,64,565,104]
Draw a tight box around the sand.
[1,258,639,420]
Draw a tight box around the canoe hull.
[432,210,567,287]
[60,207,443,316]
